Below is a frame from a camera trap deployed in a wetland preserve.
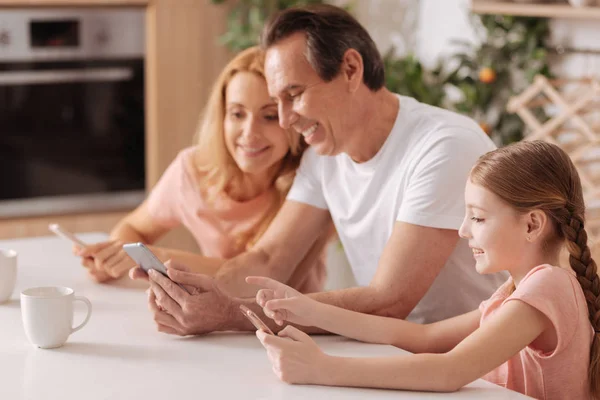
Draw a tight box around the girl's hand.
[256,326,330,385]
[245,276,319,327]
[74,240,136,282]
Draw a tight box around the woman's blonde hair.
[470,140,600,399]
[189,46,306,250]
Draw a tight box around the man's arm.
[308,221,459,320]
[146,200,331,335]
[214,200,331,297]
[150,219,457,335]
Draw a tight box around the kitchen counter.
[0,234,532,399]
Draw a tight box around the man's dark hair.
[261,4,385,91]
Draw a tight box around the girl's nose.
[458,218,470,239]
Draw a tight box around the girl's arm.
[247,276,481,354]
[313,303,481,354]
[316,300,550,391]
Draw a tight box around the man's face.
[265,33,350,156]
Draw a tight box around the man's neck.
[344,88,399,163]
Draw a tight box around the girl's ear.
[526,210,547,242]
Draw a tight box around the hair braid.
[562,212,600,328]
[562,209,600,398]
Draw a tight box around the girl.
[75,46,328,294]
[247,140,599,399]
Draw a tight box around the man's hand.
[146,261,237,336]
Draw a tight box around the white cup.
[568,0,595,5]
[0,249,17,304]
[21,286,92,349]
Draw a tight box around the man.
[136,4,505,336]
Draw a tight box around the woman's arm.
[79,201,226,280]
[115,201,226,276]
[76,201,171,280]
[109,200,169,243]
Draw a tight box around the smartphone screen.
[240,305,274,335]
[122,243,190,295]
[48,223,88,248]
[122,243,168,276]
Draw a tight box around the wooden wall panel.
[146,0,230,251]
[0,0,147,5]
[146,0,230,187]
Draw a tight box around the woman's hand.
[74,240,136,282]
[256,326,331,385]
[245,276,320,327]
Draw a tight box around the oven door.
[0,59,145,217]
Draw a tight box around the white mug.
[21,286,92,349]
[0,249,17,304]
[568,0,595,6]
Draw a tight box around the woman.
[76,46,328,293]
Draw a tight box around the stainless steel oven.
[0,8,145,218]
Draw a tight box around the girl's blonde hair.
[189,46,306,250]
[470,140,600,398]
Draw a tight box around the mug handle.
[71,296,92,334]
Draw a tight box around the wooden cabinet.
[0,0,230,252]
[472,1,600,19]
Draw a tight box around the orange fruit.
[479,67,497,84]
[479,122,492,135]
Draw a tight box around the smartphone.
[122,243,190,294]
[239,304,274,335]
[48,223,88,248]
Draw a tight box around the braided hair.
[470,140,600,398]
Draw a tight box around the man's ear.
[341,48,363,93]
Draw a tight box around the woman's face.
[224,71,291,176]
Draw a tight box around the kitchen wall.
[416,0,600,78]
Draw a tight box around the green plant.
[445,15,552,144]
[210,0,326,52]
[383,51,447,108]
[384,15,552,144]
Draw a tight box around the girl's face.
[459,180,530,275]
[224,71,291,176]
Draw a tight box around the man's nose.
[278,102,297,130]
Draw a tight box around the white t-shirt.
[287,95,506,323]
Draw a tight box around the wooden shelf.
[472,1,600,19]
[0,0,148,6]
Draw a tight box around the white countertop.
[0,234,530,399]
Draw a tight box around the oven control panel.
[0,8,144,61]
